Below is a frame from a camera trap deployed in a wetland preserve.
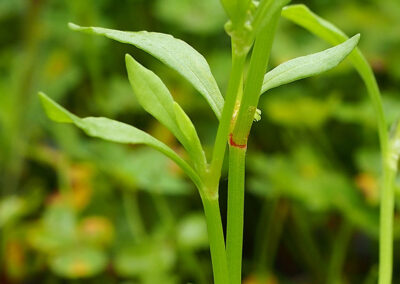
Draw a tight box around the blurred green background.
[1,0,400,283]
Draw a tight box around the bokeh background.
[1,0,400,283]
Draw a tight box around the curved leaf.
[38,92,202,188]
[69,23,223,119]
[125,54,183,141]
[173,102,207,172]
[261,34,360,94]
[281,4,348,44]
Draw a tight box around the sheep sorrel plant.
[38,1,396,283]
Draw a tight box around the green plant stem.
[201,195,230,284]
[209,49,247,189]
[232,12,280,145]
[225,11,281,284]
[379,166,396,284]
[226,145,246,284]
[326,221,353,284]
[350,52,394,284]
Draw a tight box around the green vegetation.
[1,0,400,283]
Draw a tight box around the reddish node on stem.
[229,133,247,149]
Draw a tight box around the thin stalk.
[231,12,280,145]
[226,145,246,284]
[209,48,247,188]
[225,11,281,284]
[350,52,394,284]
[201,195,230,284]
[326,221,353,284]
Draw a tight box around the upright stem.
[351,52,395,284]
[226,146,246,284]
[225,12,281,284]
[209,48,247,188]
[201,195,230,284]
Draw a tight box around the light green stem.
[209,51,246,187]
[202,195,230,284]
[225,9,282,284]
[226,146,246,284]
[350,52,394,284]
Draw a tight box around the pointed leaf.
[125,54,183,142]
[261,34,360,94]
[38,93,202,188]
[69,23,223,119]
[281,4,348,45]
[281,5,384,136]
[173,102,207,172]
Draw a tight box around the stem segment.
[351,52,394,284]
[202,195,230,284]
[226,145,246,283]
[210,51,247,187]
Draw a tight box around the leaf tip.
[68,22,81,31]
[38,92,75,124]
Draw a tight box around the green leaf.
[173,102,207,172]
[125,55,207,172]
[125,54,183,142]
[281,5,371,81]
[261,34,360,94]
[38,92,202,188]
[281,4,348,46]
[69,23,223,119]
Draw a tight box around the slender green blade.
[261,34,360,94]
[173,102,207,172]
[69,23,223,119]
[38,92,201,188]
[125,54,183,142]
[281,4,348,45]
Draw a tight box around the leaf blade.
[69,23,223,119]
[125,54,183,141]
[38,92,202,188]
[261,34,360,94]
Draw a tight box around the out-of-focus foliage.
[0,0,399,283]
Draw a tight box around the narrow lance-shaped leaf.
[125,54,207,171]
[125,54,184,142]
[69,23,224,119]
[173,102,207,173]
[38,92,202,188]
[261,34,360,94]
[281,4,349,46]
[281,4,386,145]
